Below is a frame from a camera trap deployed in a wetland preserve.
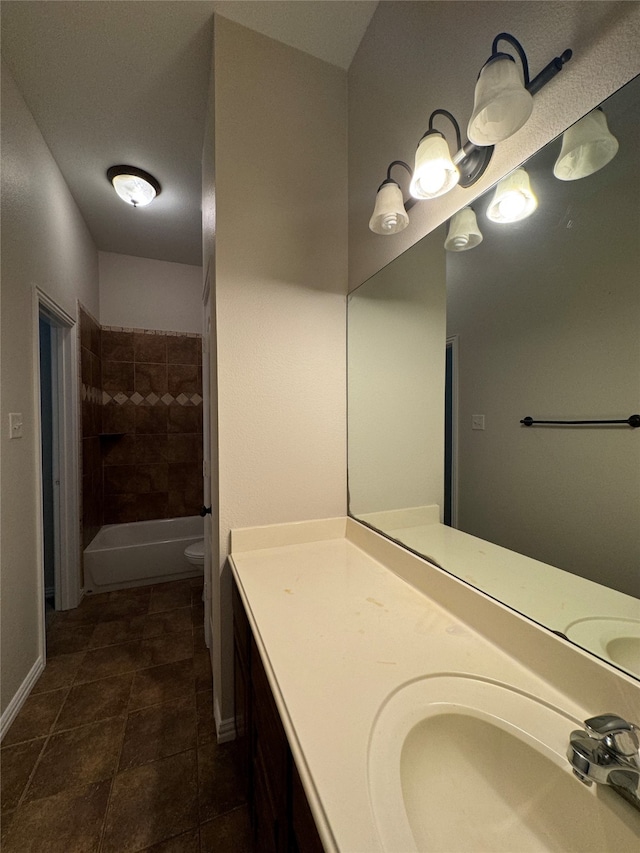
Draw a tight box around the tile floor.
[1,578,251,853]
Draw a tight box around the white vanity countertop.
[228,517,639,853]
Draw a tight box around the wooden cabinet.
[232,580,325,853]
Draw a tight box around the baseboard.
[214,694,236,744]
[0,655,45,742]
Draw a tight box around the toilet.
[184,539,205,568]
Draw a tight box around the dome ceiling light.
[107,165,161,207]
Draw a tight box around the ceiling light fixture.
[468,33,572,146]
[369,161,414,234]
[553,108,619,181]
[444,207,483,251]
[486,168,537,223]
[107,165,161,207]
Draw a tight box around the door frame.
[34,288,81,624]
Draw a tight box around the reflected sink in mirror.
[564,618,640,678]
[367,676,640,851]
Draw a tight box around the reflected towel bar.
[520,414,640,428]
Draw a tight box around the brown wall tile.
[134,333,167,364]
[135,364,168,396]
[168,364,200,396]
[167,406,202,434]
[102,404,135,435]
[135,464,169,494]
[167,434,202,465]
[102,435,137,466]
[103,494,138,525]
[168,461,201,492]
[135,435,169,464]
[167,336,200,366]
[102,330,134,362]
[136,493,169,522]
[135,406,168,435]
[104,465,137,495]
[103,361,134,396]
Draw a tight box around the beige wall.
[348,229,446,516]
[1,63,99,717]
[212,18,348,724]
[348,1,640,290]
[99,252,202,333]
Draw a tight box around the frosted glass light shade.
[467,56,533,146]
[486,168,537,223]
[444,207,483,251]
[553,109,619,181]
[409,133,459,200]
[369,181,409,235]
[111,173,157,206]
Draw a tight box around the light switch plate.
[9,413,23,439]
[472,414,485,430]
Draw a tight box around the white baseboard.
[1,656,45,742]
[214,694,236,743]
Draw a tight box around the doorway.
[445,336,459,527]
[36,290,81,627]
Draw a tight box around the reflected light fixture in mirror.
[410,110,461,200]
[486,168,537,223]
[468,33,572,146]
[107,165,161,207]
[369,160,413,234]
[553,108,619,181]
[444,207,483,251]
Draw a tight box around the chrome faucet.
[568,714,640,811]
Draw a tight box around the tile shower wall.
[101,327,203,524]
[79,306,103,549]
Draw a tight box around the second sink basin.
[564,618,640,678]
[367,675,640,851]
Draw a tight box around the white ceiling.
[1,1,377,266]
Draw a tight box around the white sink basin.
[367,675,640,852]
[564,618,640,678]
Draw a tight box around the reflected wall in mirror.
[348,75,640,680]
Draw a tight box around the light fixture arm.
[381,160,416,210]
[427,109,462,152]
[490,32,572,96]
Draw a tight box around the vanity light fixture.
[486,168,537,223]
[468,33,572,146]
[369,161,415,234]
[553,108,619,181]
[444,207,483,251]
[106,165,161,207]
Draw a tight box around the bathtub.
[83,516,204,594]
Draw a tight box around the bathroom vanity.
[230,517,640,852]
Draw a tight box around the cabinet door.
[290,760,325,853]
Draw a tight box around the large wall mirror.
[348,75,639,680]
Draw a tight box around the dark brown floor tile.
[197,741,245,824]
[2,689,67,746]
[129,660,195,711]
[1,808,15,842]
[54,673,133,731]
[49,595,106,626]
[119,696,196,771]
[102,750,198,853]
[143,607,192,639]
[90,615,147,648]
[195,690,216,746]
[149,582,191,613]
[75,641,142,683]
[1,739,46,811]
[193,650,213,693]
[1,780,110,853]
[199,806,252,853]
[189,576,204,589]
[139,828,200,852]
[190,603,204,628]
[100,591,150,621]
[139,631,193,669]
[190,585,203,607]
[31,653,85,694]
[46,623,95,657]
[24,717,125,803]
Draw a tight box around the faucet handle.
[585,714,640,757]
